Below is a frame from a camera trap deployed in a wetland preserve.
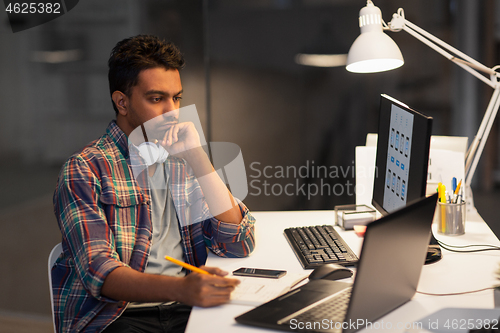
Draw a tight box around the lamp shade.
[346,1,404,73]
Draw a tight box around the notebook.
[235,193,438,333]
[230,272,309,306]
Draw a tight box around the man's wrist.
[182,147,211,169]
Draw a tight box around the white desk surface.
[186,209,500,333]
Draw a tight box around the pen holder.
[435,201,466,236]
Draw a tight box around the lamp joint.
[388,9,405,32]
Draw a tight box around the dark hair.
[108,35,185,114]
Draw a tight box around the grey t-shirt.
[128,163,186,308]
[144,163,185,277]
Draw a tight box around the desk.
[186,209,500,333]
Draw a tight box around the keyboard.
[278,287,352,329]
[284,225,358,269]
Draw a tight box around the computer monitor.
[372,94,433,216]
[372,95,441,264]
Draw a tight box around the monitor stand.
[425,233,442,264]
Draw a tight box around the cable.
[416,287,494,296]
[437,240,500,253]
[433,230,500,252]
[440,242,500,249]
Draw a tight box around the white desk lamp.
[346,0,500,188]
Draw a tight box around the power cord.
[420,235,499,296]
[437,239,500,253]
[416,287,494,296]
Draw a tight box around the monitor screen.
[372,94,433,215]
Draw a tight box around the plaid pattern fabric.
[52,121,255,332]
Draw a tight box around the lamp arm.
[402,24,496,88]
[388,11,498,87]
[465,87,500,187]
[403,18,496,76]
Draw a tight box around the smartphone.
[232,267,287,279]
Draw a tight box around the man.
[52,35,255,333]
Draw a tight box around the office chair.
[48,243,62,333]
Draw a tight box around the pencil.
[164,256,211,275]
[453,180,462,204]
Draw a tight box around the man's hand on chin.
[162,122,203,161]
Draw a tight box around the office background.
[0,0,499,331]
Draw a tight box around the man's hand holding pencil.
[165,256,241,307]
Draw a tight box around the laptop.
[235,193,439,333]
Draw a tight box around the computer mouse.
[308,263,353,281]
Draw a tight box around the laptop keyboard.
[278,287,352,332]
[284,225,358,269]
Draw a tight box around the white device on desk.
[356,135,468,208]
[235,194,438,333]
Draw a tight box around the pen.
[164,256,211,275]
[452,177,457,193]
[457,186,463,204]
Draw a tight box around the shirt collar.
[106,120,130,158]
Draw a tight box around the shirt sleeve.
[54,155,128,302]
[168,157,256,259]
[202,202,256,258]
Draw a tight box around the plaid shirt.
[52,121,255,332]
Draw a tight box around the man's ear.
[112,91,128,116]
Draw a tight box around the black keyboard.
[284,225,358,269]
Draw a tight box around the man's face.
[119,67,183,137]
